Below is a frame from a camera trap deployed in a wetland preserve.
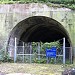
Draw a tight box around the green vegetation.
[32,41,61,53]
[0,0,75,10]
[0,48,13,63]
[16,41,62,64]
[42,41,61,50]
[0,41,70,64]
[0,0,75,3]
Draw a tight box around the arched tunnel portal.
[8,16,72,60]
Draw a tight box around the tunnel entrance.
[8,16,72,63]
[21,24,70,46]
[9,16,71,46]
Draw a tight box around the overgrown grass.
[0,63,74,75]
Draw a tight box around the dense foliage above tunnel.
[0,0,75,10]
[1,0,75,3]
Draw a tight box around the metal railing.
[11,45,72,64]
[0,40,73,64]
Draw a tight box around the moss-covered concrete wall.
[0,3,75,59]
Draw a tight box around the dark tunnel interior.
[20,22,70,47]
[20,29,70,46]
[9,16,71,46]
[8,16,71,47]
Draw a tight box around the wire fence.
[0,38,73,64]
[6,43,73,64]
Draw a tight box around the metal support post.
[70,47,72,64]
[63,37,65,64]
[23,42,24,63]
[30,43,32,63]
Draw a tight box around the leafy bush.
[56,56,63,64]
[32,42,38,53]
[33,57,47,64]
[0,48,13,63]
[50,58,55,64]
[32,52,47,63]
[16,55,23,63]
[65,59,71,64]
[42,41,61,53]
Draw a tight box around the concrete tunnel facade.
[8,16,72,59]
[0,3,74,62]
